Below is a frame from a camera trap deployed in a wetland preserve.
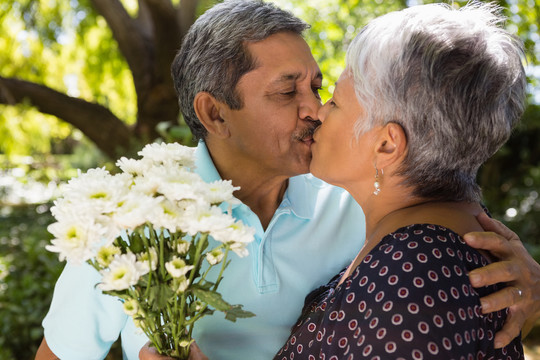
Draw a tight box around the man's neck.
[205,141,290,229]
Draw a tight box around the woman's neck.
[337,194,485,287]
[368,201,484,243]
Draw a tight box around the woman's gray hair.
[346,2,527,202]
[171,0,309,140]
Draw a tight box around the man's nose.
[298,91,322,121]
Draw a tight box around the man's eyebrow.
[269,71,323,86]
[270,72,301,85]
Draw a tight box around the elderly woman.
[275,3,526,359]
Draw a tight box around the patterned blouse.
[275,224,523,360]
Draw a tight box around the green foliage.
[0,203,61,360]
[481,103,540,252]
[0,144,113,358]
[0,0,137,157]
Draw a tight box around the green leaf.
[114,236,130,252]
[191,286,255,322]
[148,283,175,311]
[192,280,214,290]
[191,287,231,312]
[224,305,256,323]
[128,231,144,253]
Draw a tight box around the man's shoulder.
[291,173,348,195]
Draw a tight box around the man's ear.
[193,92,231,138]
[374,122,407,168]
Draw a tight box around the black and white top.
[275,224,523,360]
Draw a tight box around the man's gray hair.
[346,2,526,202]
[171,0,309,140]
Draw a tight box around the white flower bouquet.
[46,143,255,359]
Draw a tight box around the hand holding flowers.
[46,143,255,359]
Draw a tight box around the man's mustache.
[295,118,322,140]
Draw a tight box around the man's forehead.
[244,32,321,82]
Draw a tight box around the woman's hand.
[464,212,540,348]
[139,341,209,360]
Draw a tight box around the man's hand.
[464,211,540,348]
[139,341,209,360]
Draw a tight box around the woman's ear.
[193,92,231,138]
[374,122,407,168]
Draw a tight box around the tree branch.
[178,0,198,41]
[136,0,153,39]
[141,0,183,84]
[0,76,133,159]
[89,0,153,95]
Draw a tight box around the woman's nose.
[318,101,330,122]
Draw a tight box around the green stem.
[139,227,153,300]
[188,233,208,286]
[212,246,231,291]
[157,226,166,278]
[199,244,226,281]
[87,259,101,272]
[185,303,209,327]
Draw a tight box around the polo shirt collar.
[194,141,221,183]
[194,141,242,211]
[281,175,316,220]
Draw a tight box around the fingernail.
[469,273,481,286]
[480,299,490,313]
[494,339,503,348]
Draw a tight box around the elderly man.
[37,1,540,360]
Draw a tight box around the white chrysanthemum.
[46,219,108,264]
[138,142,196,168]
[111,193,162,229]
[201,180,240,205]
[95,214,125,244]
[175,275,190,294]
[210,220,255,245]
[116,157,152,175]
[122,298,139,316]
[96,245,121,268]
[98,253,144,291]
[180,204,235,236]
[130,174,160,197]
[165,257,194,278]
[229,242,249,258]
[61,168,128,214]
[137,248,158,275]
[49,197,105,226]
[176,240,191,255]
[179,339,191,347]
[146,199,185,233]
[206,249,224,265]
[144,166,206,202]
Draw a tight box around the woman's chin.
[310,163,332,184]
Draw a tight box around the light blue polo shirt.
[42,142,365,360]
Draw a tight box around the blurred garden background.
[0,0,539,359]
